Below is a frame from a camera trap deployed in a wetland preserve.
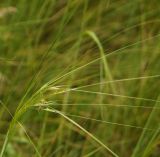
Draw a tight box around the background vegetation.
[0,0,160,156]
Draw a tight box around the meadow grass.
[0,0,160,156]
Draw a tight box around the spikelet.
[0,6,17,18]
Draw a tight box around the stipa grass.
[0,0,160,157]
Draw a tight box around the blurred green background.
[0,0,160,156]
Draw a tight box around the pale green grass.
[0,0,160,157]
